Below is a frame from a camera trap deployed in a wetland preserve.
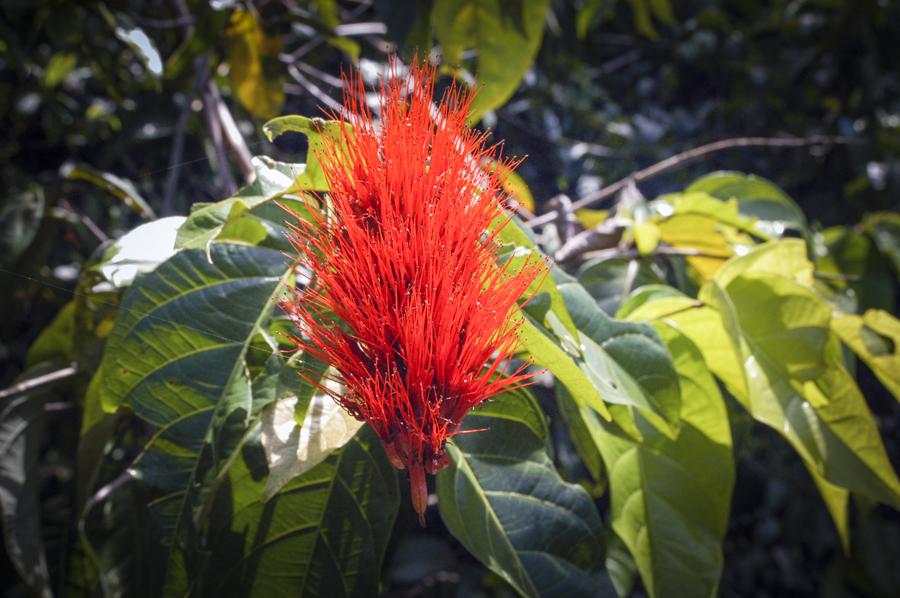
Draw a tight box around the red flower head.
[280,58,545,524]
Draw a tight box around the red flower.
[280,59,544,523]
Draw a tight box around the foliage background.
[1,0,899,596]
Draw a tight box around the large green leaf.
[639,251,900,544]
[832,309,900,401]
[95,243,293,592]
[432,0,550,121]
[193,425,399,597]
[686,171,806,237]
[559,325,733,598]
[437,388,608,598]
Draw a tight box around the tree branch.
[527,135,855,228]
[0,364,79,401]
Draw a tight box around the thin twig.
[208,82,255,183]
[0,364,79,401]
[334,22,387,36]
[527,135,855,228]
[286,63,343,112]
[58,199,109,243]
[202,82,238,196]
[814,271,863,282]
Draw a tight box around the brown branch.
[527,135,855,229]
[202,83,237,196]
[0,364,79,401]
[579,246,729,263]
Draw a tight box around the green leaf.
[262,116,347,191]
[559,325,734,598]
[653,191,770,240]
[668,271,900,521]
[515,312,611,421]
[62,162,155,219]
[176,157,309,254]
[95,243,292,592]
[559,282,681,437]
[816,226,895,312]
[179,425,398,596]
[712,238,813,289]
[375,0,433,58]
[833,310,900,401]
[577,256,665,316]
[26,301,75,368]
[633,221,660,255]
[43,52,77,88]
[432,0,551,121]
[437,388,608,598]
[864,211,900,274]
[491,212,579,340]
[686,171,806,237]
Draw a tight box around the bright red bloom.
[280,59,544,523]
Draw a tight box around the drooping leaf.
[632,221,660,255]
[195,426,399,597]
[432,0,551,121]
[833,309,900,401]
[515,312,611,422]
[437,388,609,598]
[655,214,737,281]
[558,325,733,598]
[226,9,284,119]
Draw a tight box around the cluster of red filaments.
[280,59,544,523]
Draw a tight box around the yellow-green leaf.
[227,9,284,120]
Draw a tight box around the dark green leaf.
[437,388,608,598]
[195,426,399,597]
